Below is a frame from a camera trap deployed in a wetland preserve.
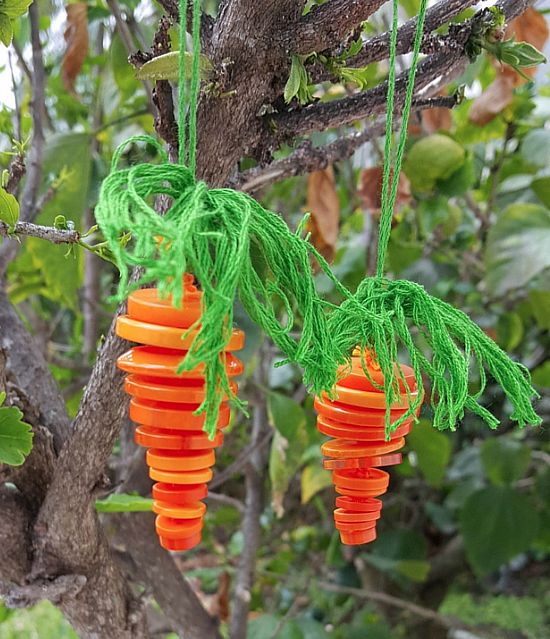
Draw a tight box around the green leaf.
[404,134,465,193]
[531,176,550,208]
[0,186,19,232]
[484,203,550,296]
[496,40,547,69]
[135,51,213,82]
[95,493,154,513]
[301,462,332,504]
[521,129,550,168]
[0,13,13,47]
[496,312,523,351]
[1,0,32,19]
[532,360,550,387]
[0,400,33,466]
[528,290,550,331]
[268,392,306,440]
[481,438,531,486]
[460,486,539,575]
[407,420,451,487]
[284,55,313,105]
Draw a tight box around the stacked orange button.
[315,353,422,545]
[116,275,245,551]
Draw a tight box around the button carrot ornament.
[116,275,244,550]
[95,0,540,551]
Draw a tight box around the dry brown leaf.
[62,3,89,94]
[470,8,549,125]
[305,167,340,263]
[422,105,452,134]
[358,166,411,214]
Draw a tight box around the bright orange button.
[336,519,377,532]
[128,287,202,329]
[152,483,207,504]
[150,467,213,484]
[129,398,230,430]
[160,531,202,551]
[125,375,237,403]
[337,359,417,393]
[334,508,381,523]
[322,386,418,410]
[116,315,245,351]
[323,453,403,470]
[155,515,203,539]
[152,500,206,519]
[314,397,411,427]
[147,449,215,471]
[321,438,405,459]
[333,468,389,491]
[335,496,382,512]
[316,415,412,441]
[135,426,223,450]
[117,346,244,379]
[340,528,377,545]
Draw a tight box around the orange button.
[147,449,215,471]
[314,397,411,427]
[337,358,417,393]
[340,528,377,545]
[323,453,403,470]
[125,375,237,404]
[116,315,245,351]
[160,531,202,551]
[336,519,377,532]
[322,386,419,410]
[333,468,389,491]
[321,438,405,459]
[117,346,244,379]
[334,508,381,523]
[129,398,230,430]
[317,415,412,441]
[152,482,207,504]
[155,515,203,539]
[128,286,202,329]
[150,467,213,484]
[335,496,382,512]
[152,500,206,519]
[135,426,223,450]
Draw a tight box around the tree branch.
[284,0,387,55]
[0,221,80,244]
[272,50,459,139]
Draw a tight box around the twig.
[0,221,80,244]
[318,582,490,636]
[206,492,245,514]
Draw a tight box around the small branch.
[284,0,387,55]
[206,492,245,514]
[0,221,80,244]
[1,575,87,608]
[318,582,489,635]
[5,154,26,195]
[11,38,32,82]
[272,51,458,140]
[342,0,478,70]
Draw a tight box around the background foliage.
[0,1,549,638]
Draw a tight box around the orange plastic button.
[321,438,405,459]
[324,385,418,410]
[152,500,206,519]
[160,531,202,551]
[125,375,237,403]
[323,453,403,470]
[334,508,381,523]
[335,496,382,512]
[116,315,245,351]
[135,426,223,450]
[337,360,417,393]
[150,467,213,484]
[339,528,377,545]
[152,483,208,504]
[333,468,389,491]
[314,397,411,427]
[335,519,377,532]
[147,448,215,471]
[117,346,244,379]
[128,287,202,329]
[155,515,203,539]
[316,415,412,441]
[129,398,230,430]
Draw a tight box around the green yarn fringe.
[328,277,541,434]
[95,136,541,437]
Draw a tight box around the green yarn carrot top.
[95,0,540,437]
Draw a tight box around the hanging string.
[378,0,428,278]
